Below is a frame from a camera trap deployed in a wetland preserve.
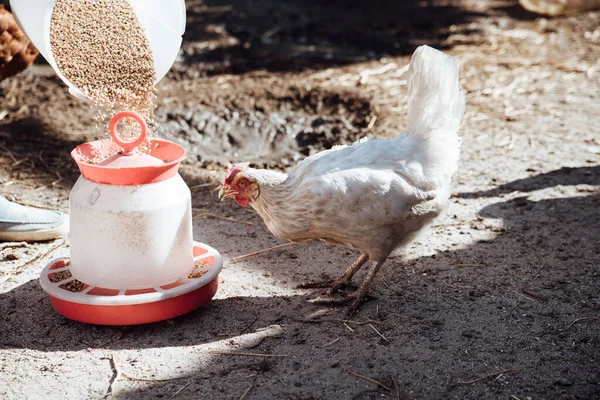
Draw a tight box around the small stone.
[553,378,573,387]
[3,253,19,261]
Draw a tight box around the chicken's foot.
[309,260,385,315]
[296,253,369,293]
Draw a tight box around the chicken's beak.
[218,186,227,200]
[218,185,236,201]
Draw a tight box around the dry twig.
[391,376,400,400]
[194,212,254,226]
[1,239,65,282]
[520,289,548,302]
[38,150,51,171]
[0,241,28,250]
[239,374,257,400]
[11,158,28,167]
[189,183,215,191]
[0,145,17,162]
[51,172,63,187]
[513,290,537,302]
[358,63,398,85]
[347,370,392,391]
[105,354,121,398]
[454,263,487,268]
[367,115,378,130]
[369,323,389,342]
[566,316,599,330]
[170,382,191,398]
[231,243,297,263]
[201,5,233,14]
[342,319,385,326]
[320,337,340,348]
[458,367,521,385]
[509,300,523,313]
[343,322,355,333]
[208,350,288,358]
[121,373,187,382]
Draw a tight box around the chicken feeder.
[39,111,223,325]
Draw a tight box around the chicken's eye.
[239,179,246,187]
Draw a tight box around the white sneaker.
[0,196,68,242]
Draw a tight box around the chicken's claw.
[308,295,355,306]
[308,259,383,314]
[296,254,369,294]
[296,280,332,289]
[309,291,375,315]
[296,278,352,294]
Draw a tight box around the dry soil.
[0,1,599,399]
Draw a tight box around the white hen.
[220,45,466,312]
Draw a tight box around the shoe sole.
[0,220,69,242]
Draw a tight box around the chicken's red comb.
[224,163,249,184]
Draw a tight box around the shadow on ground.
[456,166,600,198]
[0,117,82,191]
[172,0,491,77]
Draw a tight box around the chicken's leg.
[309,260,385,315]
[348,260,384,313]
[297,253,369,293]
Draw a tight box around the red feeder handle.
[109,111,148,154]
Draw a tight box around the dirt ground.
[1,0,599,399]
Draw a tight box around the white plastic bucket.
[9,0,186,100]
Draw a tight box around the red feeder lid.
[71,111,186,186]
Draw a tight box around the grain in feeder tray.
[188,260,209,279]
[188,269,209,279]
[59,279,86,293]
[49,270,73,283]
[50,0,157,140]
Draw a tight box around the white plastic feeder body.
[69,174,193,289]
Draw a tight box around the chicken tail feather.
[399,45,466,187]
